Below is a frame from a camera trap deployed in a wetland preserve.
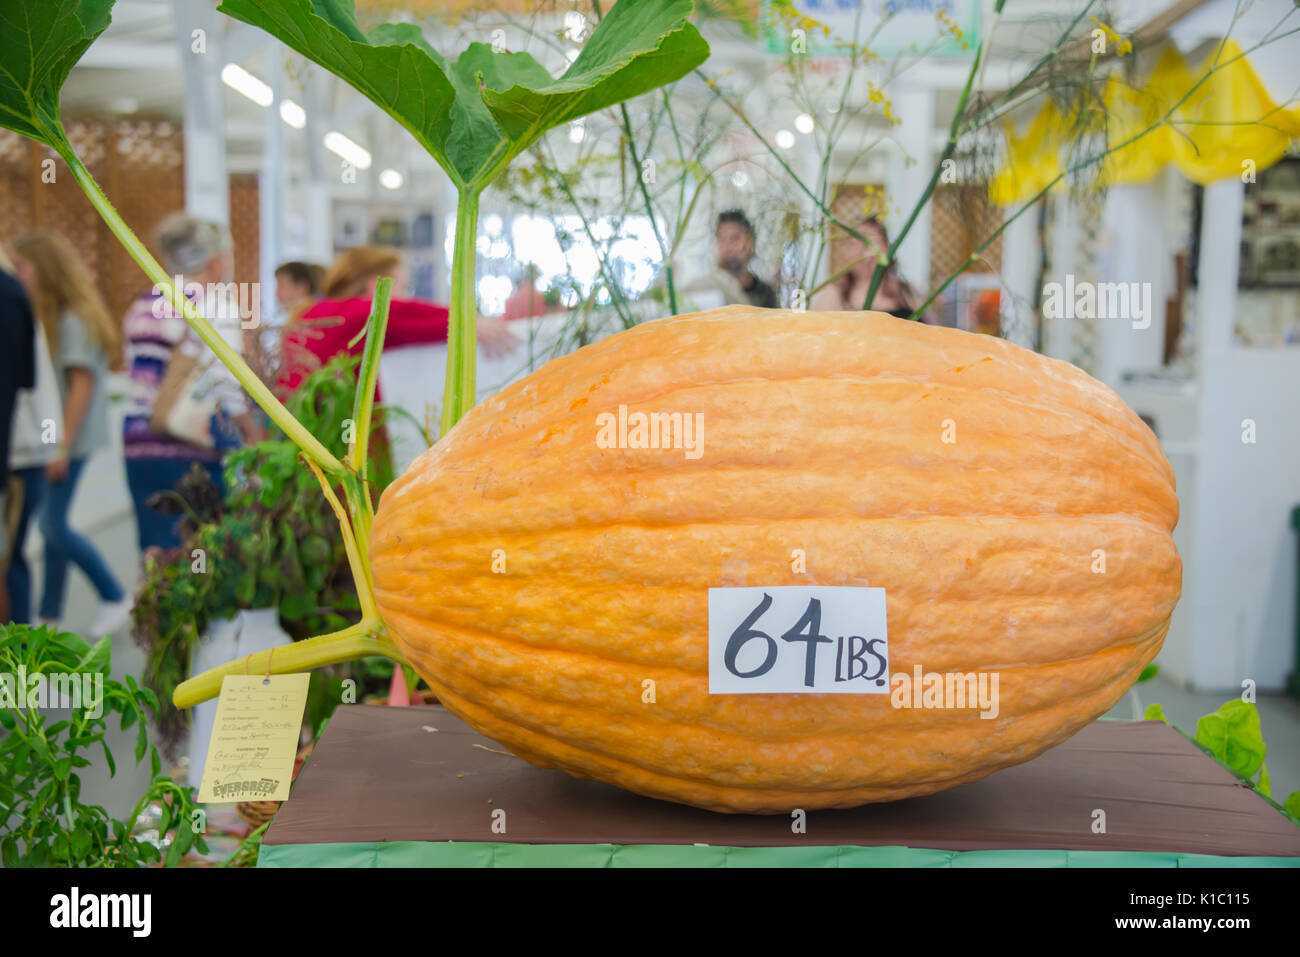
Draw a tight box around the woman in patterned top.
[121,213,256,552]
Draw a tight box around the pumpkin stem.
[303,456,379,622]
[172,617,405,708]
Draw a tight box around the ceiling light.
[324,131,371,169]
[220,63,272,107]
[775,129,795,150]
[279,99,306,129]
[795,113,814,134]
[379,168,404,190]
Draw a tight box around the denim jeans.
[125,457,226,553]
[39,457,126,619]
[6,466,46,623]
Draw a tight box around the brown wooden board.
[264,704,1300,857]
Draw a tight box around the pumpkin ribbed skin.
[370,306,1180,813]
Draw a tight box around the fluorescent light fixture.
[379,168,404,190]
[279,99,306,129]
[774,129,795,150]
[220,63,272,107]
[731,170,749,188]
[324,131,371,169]
[795,112,814,134]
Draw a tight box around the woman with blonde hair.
[11,232,130,634]
[277,244,517,400]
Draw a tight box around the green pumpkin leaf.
[216,0,708,189]
[0,0,114,148]
[1257,759,1271,798]
[1136,663,1158,683]
[1195,699,1266,781]
[1142,702,1166,723]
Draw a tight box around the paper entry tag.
[197,673,310,804]
[708,586,889,694]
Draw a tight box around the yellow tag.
[197,674,310,804]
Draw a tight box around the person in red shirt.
[277,245,517,400]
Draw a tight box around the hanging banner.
[762,0,980,58]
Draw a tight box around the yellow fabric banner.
[990,40,1300,206]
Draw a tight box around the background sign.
[762,0,980,58]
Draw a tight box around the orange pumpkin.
[369,306,1181,813]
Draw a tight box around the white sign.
[708,586,889,694]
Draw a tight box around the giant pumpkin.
[369,306,1181,813]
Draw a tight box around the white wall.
[1189,178,1300,692]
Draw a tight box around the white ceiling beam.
[222,20,271,64]
[79,41,179,69]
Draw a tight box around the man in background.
[0,260,37,622]
[715,209,779,309]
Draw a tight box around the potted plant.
[130,356,408,781]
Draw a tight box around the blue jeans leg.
[125,458,225,553]
[38,458,126,619]
[5,466,46,623]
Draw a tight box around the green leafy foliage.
[0,0,113,148]
[1136,663,1158,683]
[1142,697,1300,826]
[1194,699,1267,783]
[216,0,709,189]
[0,622,209,867]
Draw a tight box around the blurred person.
[501,263,564,321]
[0,248,36,624]
[811,217,930,321]
[277,245,518,400]
[120,214,254,553]
[5,273,63,624]
[715,209,779,309]
[12,233,129,633]
[274,260,325,312]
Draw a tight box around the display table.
[258,705,1300,867]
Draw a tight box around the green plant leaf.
[1142,702,1166,722]
[1194,699,1266,781]
[1136,663,1158,683]
[77,635,111,675]
[70,825,91,858]
[1286,791,1300,822]
[0,0,114,148]
[1257,760,1271,798]
[216,0,708,188]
